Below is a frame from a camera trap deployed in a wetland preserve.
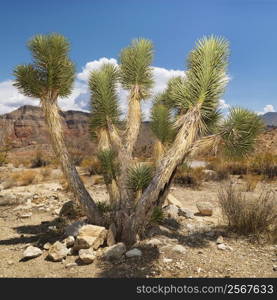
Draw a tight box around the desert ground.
[0,164,276,278]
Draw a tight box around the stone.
[217,243,232,251]
[23,246,42,259]
[20,212,32,218]
[103,243,126,260]
[216,236,224,244]
[63,236,75,248]
[178,208,195,219]
[196,201,213,216]
[74,224,107,250]
[48,241,70,262]
[164,194,183,208]
[79,248,96,264]
[145,238,163,246]
[163,258,173,263]
[107,223,116,246]
[65,262,77,269]
[273,265,277,272]
[163,205,179,219]
[126,248,142,258]
[64,220,87,237]
[172,245,186,254]
[43,242,51,250]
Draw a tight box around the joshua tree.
[90,36,263,244]
[13,34,101,223]
[14,34,264,246]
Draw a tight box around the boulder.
[79,248,96,264]
[23,246,42,259]
[48,241,70,262]
[164,194,183,208]
[172,245,186,254]
[125,248,142,258]
[178,208,195,219]
[196,201,213,216]
[74,224,107,250]
[103,243,126,260]
[63,236,75,248]
[163,205,179,219]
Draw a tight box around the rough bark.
[41,99,101,224]
[120,107,202,245]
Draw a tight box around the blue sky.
[0,0,276,115]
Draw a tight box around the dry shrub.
[10,170,37,186]
[174,165,205,188]
[243,174,261,192]
[30,150,50,168]
[250,153,277,180]
[40,166,52,180]
[80,156,102,176]
[218,182,277,239]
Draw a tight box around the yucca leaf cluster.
[89,63,121,131]
[14,34,75,99]
[127,164,153,192]
[97,149,119,184]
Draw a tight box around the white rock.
[48,241,70,262]
[126,248,142,258]
[172,245,186,254]
[63,236,75,248]
[163,205,179,219]
[217,243,232,251]
[163,258,173,263]
[216,236,224,244]
[145,238,163,246]
[165,194,183,208]
[79,248,96,264]
[20,212,32,218]
[103,243,126,260]
[43,242,51,250]
[65,262,77,268]
[74,224,107,250]
[23,246,42,259]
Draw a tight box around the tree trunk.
[120,107,202,245]
[117,86,142,210]
[41,100,101,224]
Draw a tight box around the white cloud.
[219,99,230,110]
[0,57,185,119]
[257,104,276,115]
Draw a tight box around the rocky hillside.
[0,105,155,160]
[0,105,276,160]
[262,112,277,127]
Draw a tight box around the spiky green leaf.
[119,38,154,99]
[14,34,75,99]
[127,164,153,192]
[89,63,121,130]
[219,107,265,158]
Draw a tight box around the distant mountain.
[262,112,277,127]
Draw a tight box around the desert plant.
[250,153,277,179]
[150,207,165,224]
[218,182,277,238]
[14,34,101,223]
[80,157,102,176]
[14,35,264,246]
[174,164,205,188]
[31,150,50,168]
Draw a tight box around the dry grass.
[218,182,277,239]
[174,165,205,188]
[80,156,102,176]
[10,169,37,186]
[243,174,261,192]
